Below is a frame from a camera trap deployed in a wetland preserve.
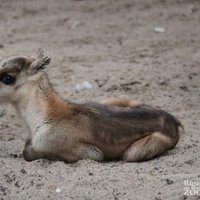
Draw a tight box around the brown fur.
[101,98,141,108]
[123,132,175,162]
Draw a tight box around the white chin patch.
[0,88,13,102]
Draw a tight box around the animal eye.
[1,75,16,85]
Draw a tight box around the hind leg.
[123,132,178,162]
[101,98,141,108]
[64,144,104,162]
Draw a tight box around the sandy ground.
[0,0,200,199]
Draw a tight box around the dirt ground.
[0,0,200,199]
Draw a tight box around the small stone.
[0,186,7,193]
[75,81,93,92]
[188,5,198,13]
[179,85,189,92]
[8,138,15,141]
[154,27,166,33]
[165,178,174,185]
[10,153,18,158]
[15,180,20,187]
[56,188,61,193]
[20,169,27,174]
[88,171,93,176]
[0,185,7,196]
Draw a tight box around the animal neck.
[13,72,70,137]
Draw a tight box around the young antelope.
[0,49,184,162]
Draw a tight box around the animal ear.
[28,49,51,75]
[0,56,31,71]
[0,49,51,75]
[30,48,45,60]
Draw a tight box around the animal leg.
[23,139,41,161]
[23,139,60,161]
[63,144,104,162]
[101,98,141,108]
[123,132,178,162]
[23,139,104,162]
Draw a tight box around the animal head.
[0,48,51,103]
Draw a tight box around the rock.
[20,169,27,174]
[179,85,189,92]
[165,178,174,185]
[75,81,93,92]
[154,27,166,33]
[56,188,61,193]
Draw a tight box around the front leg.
[23,139,41,161]
[23,139,61,162]
[69,144,104,162]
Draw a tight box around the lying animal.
[0,49,184,162]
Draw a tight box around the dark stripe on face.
[0,66,20,77]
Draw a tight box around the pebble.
[56,188,61,193]
[165,178,174,185]
[20,169,27,174]
[154,27,166,33]
[188,5,198,13]
[75,81,93,92]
